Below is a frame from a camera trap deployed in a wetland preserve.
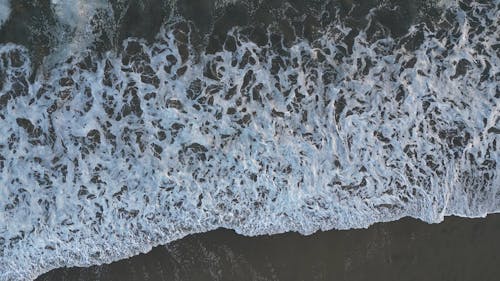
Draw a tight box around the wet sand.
[37,214,500,281]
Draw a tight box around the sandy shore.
[37,214,500,281]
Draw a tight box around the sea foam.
[0,0,10,28]
[0,0,499,280]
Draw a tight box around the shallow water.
[0,0,498,280]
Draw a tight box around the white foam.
[0,1,499,280]
[47,0,114,66]
[0,0,10,28]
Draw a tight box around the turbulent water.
[0,0,499,280]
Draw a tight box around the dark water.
[37,214,500,281]
[0,0,438,71]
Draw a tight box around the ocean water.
[0,0,499,280]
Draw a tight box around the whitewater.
[0,0,498,280]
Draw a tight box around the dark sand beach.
[37,214,500,281]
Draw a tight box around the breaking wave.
[0,0,498,280]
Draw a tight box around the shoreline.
[0,1,497,280]
[37,213,500,281]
